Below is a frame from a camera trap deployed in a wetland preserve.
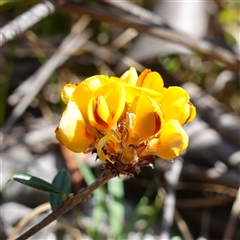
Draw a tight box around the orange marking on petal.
[84,129,94,140]
[183,101,196,125]
[183,117,190,126]
[94,96,109,130]
[154,112,161,134]
[188,102,193,106]
[110,111,115,119]
[137,69,151,87]
[95,95,100,108]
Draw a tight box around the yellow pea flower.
[55,99,94,152]
[56,67,196,174]
[71,75,111,120]
[87,81,126,132]
[141,120,189,160]
[161,86,196,125]
[128,94,163,143]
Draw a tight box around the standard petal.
[137,70,164,92]
[120,67,138,86]
[136,69,151,86]
[61,83,77,104]
[55,100,94,152]
[130,95,163,141]
[146,120,189,160]
[161,86,195,125]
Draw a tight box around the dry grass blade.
[55,222,82,239]
[222,187,240,240]
[111,28,138,51]
[175,209,194,240]
[176,198,227,208]
[159,158,183,239]
[81,39,145,72]
[7,202,51,240]
[3,15,91,133]
[101,0,167,27]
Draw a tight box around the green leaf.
[78,161,105,201]
[108,177,124,239]
[8,173,67,200]
[78,161,106,239]
[120,177,158,238]
[49,170,71,211]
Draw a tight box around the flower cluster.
[55,68,196,175]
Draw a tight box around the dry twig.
[3,16,91,133]
[101,0,167,27]
[0,1,55,46]
[57,2,240,70]
[14,169,116,240]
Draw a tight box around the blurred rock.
[1,202,57,240]
[185,117,240,169]
[183,82,240,148]
[2,151,66,207]
[1,202,32,237]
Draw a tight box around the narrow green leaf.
[49,170,71,211]
[108,177,124,239]
[78,161,105,201]
[120,177,157,238]
[141,193,163,236]
[78,161,106,239]
[8,173,67,200]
